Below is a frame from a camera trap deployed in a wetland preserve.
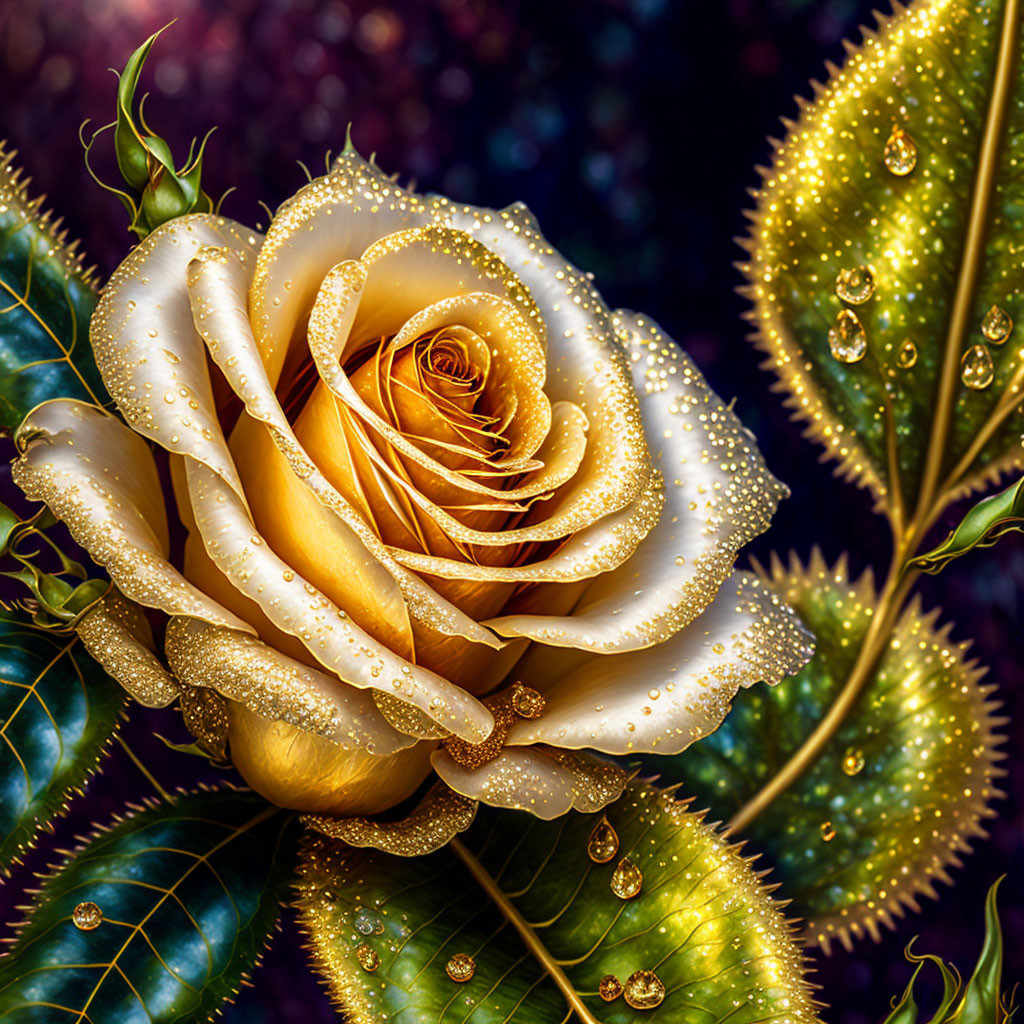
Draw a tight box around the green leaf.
[295,780,820,1024]
[0,788,298,1022]
[880,881,1014,1023]
[644,551,1006,952]
[0,144,111,432]
[912,475,1024,573]
[741,0,1024,522]
[0,614,122,871]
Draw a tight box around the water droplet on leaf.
[961,344,994,390]
[883,125,917,175]
[355,943,380,972]
[72,901,102,931]
[835,265,876,304]
[445,953,476,983]
[354,908,382,935]
[623,970,666,1010]
[981,304,1012,344]
[842,748,865,776]
[820,821,837,842]
[828,309,867,363]
[599,974,623,1002]
[896,341,918,368]
[587,816,619,863]
[610,857,643,899]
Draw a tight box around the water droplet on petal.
[896,341,918,369]
[842,748,865,776]
[835,265,876,304]
[828,309,867,363]
[587,816,619,863]
[883,125,917,175]
[820,821,837,842]
[961,344,994,390]
[610,857,643,899]
[623,970,666,1010]
[73,901,102,931]
[981,304,1012,344]
[599,974,623,1002]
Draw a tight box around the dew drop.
[896,340,918,369]
[835,265,876,304]
[981,304,1012,344]
[599,974,623,1002]
[610,857,643,899]
[587,816,619,863]
[623,970,666,1010]
[353,908,381,935]
[355,943,380,972]
[72,901,102,931]
[828,309,867,363]
[841,748,865,776]
[883,125,917,175]
[961,344,994,390]
[820,821,837,842]
[445,953,476,983]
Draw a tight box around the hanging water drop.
[828,309,867,363]
[981,304,1012,344]
[841,748,865,776]
[961,344,994,390]
[883,125,917,175]
[587,816,619,863]
[610,857,644,899]
[835,265,876,304]
[896,341,918,369]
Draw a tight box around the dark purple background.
[0,0,1021,1020]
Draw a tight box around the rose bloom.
[14,150,811,852]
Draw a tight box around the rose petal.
[184,244,505,653]
[12,400,249,633]
[77,589,178,707]
[226,701,436,816]
[164,616,415,755]
[486,313,790,650]
[181,456,495,743]
[89,214,263,503]
[504,572,814,755]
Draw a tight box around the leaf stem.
[115,733,174,803]
[728,548,919,835]
[913,0,1020,529]
[448,837,604,1024]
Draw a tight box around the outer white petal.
[185,245,503,651]
[431,745,625,818]
[164,616,414,755]
[487,312,789,651]
[505,572,814,756]
[89,214,263,502]
[12,400,249,633]
[182,457,494,743]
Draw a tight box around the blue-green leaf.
[0,613,122,871]
[0,789,298,1022]
[0,143,111,432]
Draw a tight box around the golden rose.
[13,150,811,852]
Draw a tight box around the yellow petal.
[164,616,415,755]
[226,701,436,816]
[13,400,248,633]
[505,572,813,755]
[77,589,177,707]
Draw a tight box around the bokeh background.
[0,0,1021,1020]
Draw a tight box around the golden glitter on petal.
[610,857,643,900]
[623,970,666,1010]
[444,953,476,983]
[598,974,623,1002]
[179,685,229,759]
[72,902,102,931]
[355,944,380,973]
[302,784,477,857]
[510,682,545,720]
[586,816,620,864]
